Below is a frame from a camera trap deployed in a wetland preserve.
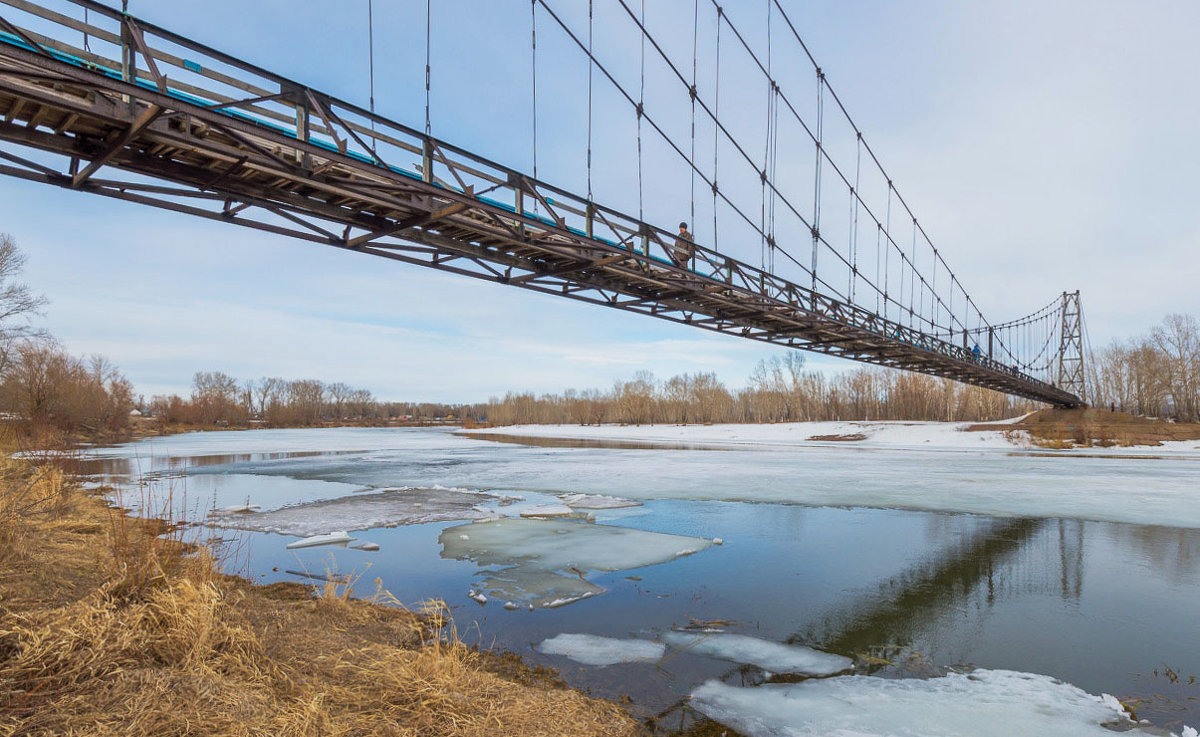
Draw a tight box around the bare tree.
[614,370,657,425]
[286,379,326,425]
[1152,314,1200,421]
[327,382,353,420]
[253,376,285,417]
[191,371,244,424]
[0,234,47,375]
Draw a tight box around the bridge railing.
[0,0,1068,398]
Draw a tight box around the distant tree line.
[148,372,478,427]
[486,354,1039,426]
[1089,314,1200,421]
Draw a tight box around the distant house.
[129,409,143,417]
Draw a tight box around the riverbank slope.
[0,448,642,736]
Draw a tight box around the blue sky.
[2,0,1198,402]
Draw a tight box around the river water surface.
[80,427,1200,734]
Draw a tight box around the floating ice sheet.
[558,493,643,509]
[207,487,496,537]
[439,517,712,607]
[689,669,1191,737]
[538,633,665,666]
[664,632,852,675]
[519,504,575,518]
[285,531,353,549]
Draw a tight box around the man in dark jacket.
[673,222,693,269]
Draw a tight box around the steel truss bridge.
[0,0,1083,406]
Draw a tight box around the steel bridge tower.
[1056,291,1086,403]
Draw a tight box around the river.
[79,426,1200,735]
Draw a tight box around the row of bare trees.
[1089,314,1200,421]
[486,354,1038,426]
[0,234,135,438]
[0,344,134,436]
[149,372,478,427]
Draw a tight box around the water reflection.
[73,449,366,477]
[803,520,1041,657]
[1102,523,1200,583]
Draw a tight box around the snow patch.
[468,420,1028,452]
[469,419,1200,458]
[689,669,1165,737]
[538,633,666,666]
[664,632,851,675]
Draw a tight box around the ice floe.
[439,517,712,608]
[664,632,851,676]
[519,504,575,518]
[558,493,643,509]
[689,669,1191,737]
[538,633,666,666]
[206,487,498,537]
[285,531,353,549]
[216,503,261,514]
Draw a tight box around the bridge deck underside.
[0,31,1080,407]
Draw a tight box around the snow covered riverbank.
[466,418,1200,457]
[464,420,1200,529]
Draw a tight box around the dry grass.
[0,442,643,737]
[968,408,1200,448]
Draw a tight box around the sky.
[2,0,1198,403]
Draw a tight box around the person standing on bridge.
[672,222,694,270]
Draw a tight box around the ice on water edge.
[690,669,1195,737]
[538,633,665,666]
[664,631,852,676]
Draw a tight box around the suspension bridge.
[0,0,1085,406]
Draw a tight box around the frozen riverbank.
[463,420,1200,529]
[466,418,1200,456]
